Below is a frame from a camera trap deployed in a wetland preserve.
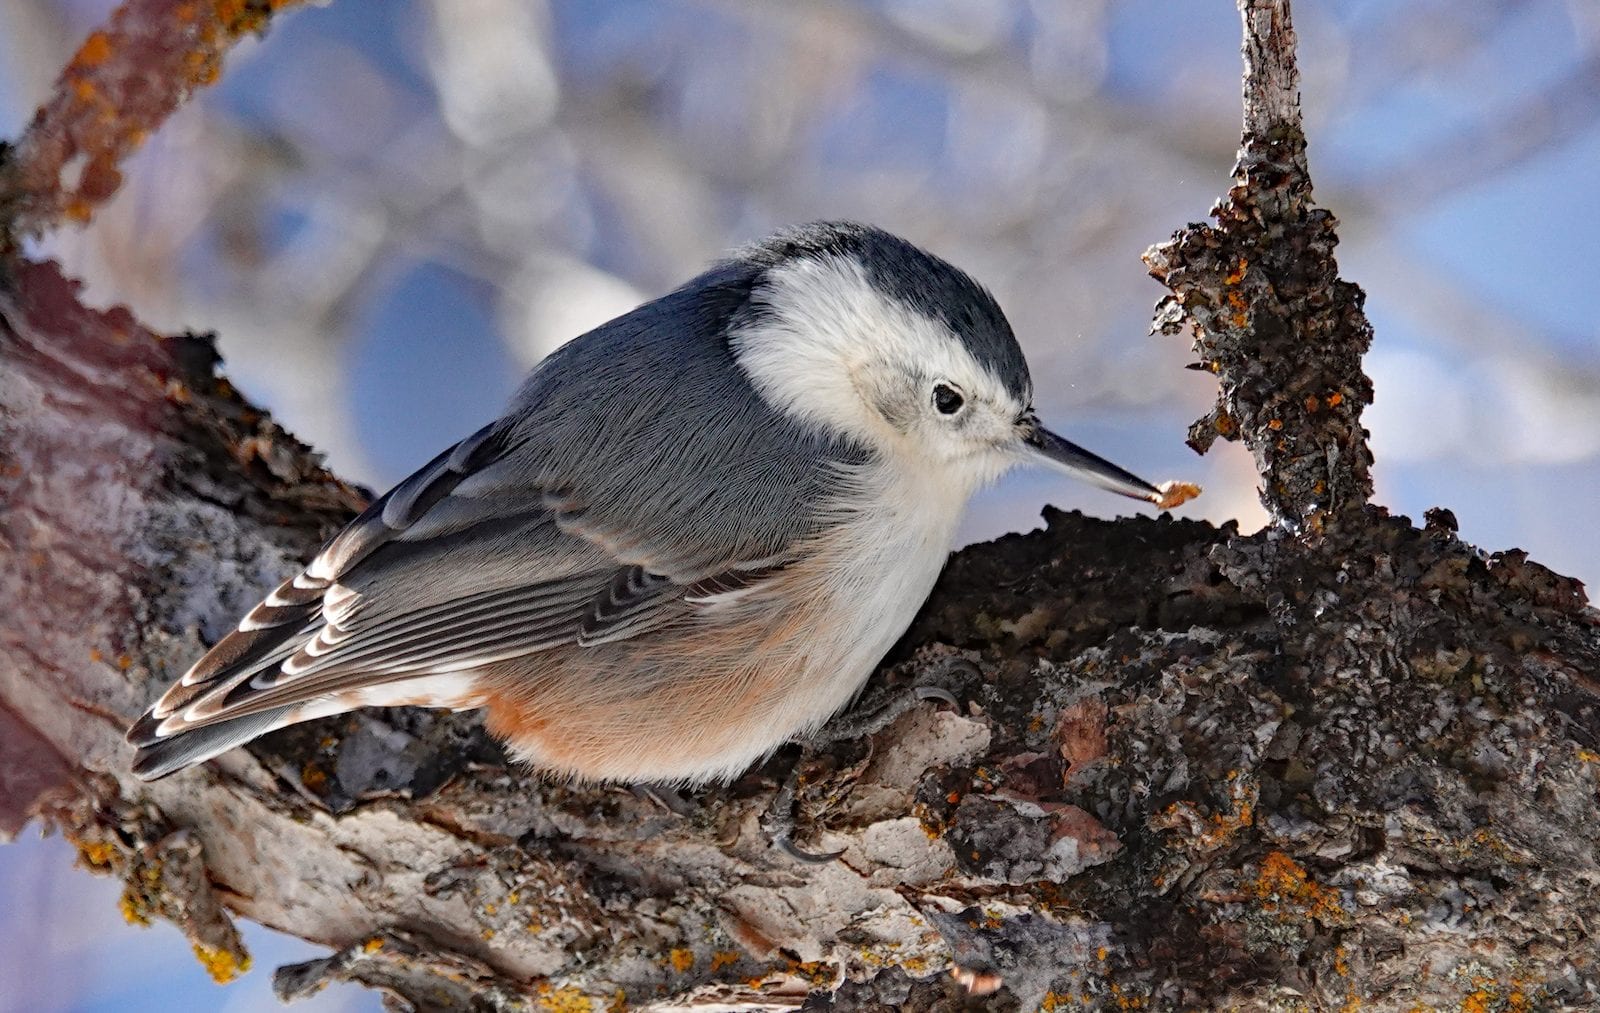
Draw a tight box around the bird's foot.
[764,681,964,864]
[762,756,846,864]
[811,681,964,746]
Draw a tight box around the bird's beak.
[1016,415,1165,504]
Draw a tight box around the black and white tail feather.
[128,422,516,778]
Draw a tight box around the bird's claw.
[913,684,960,710]
[774,833,845,864]
[764,683,964,864]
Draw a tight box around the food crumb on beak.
[1151,480,1203,510]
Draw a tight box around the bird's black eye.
[933,383,965,415]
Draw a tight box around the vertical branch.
[1144,0,1374,533]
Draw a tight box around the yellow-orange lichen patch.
[787,960,834,985]
[119,890,151,926]
[537,987,594,1013]
[668,948,695,973]
[1224,258,1249,285]
[75,838,116,869]
[73,31,114,69]
[1154,772,1256,854]
[1254,851,1346,925]
[710,950,741,973]
[192,942,251,984]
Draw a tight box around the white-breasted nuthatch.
[129,222,1192,783]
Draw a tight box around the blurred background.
[3,0,1598,1009]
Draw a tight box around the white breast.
[773,456,976,739]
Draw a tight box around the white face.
[730,253,1032,488]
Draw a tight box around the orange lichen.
[1253,851,1346,925]
[119,890,151,925]
[76,839,116,869]
[1154,772,1256,854]
[1225,290,1250,328]
[362,937,383,954]
[787,960,833,985]
[1109,981,1148,1009]
[1327,391,1344,407]
[1224,258,1249,285]
[1460,990,1492,1013]
[73,31,114,69]
[710,950,741,973]
[192,942,251,984]
[1267,418,1284,431]
[668,948,695,973]
[537,987,595,1013]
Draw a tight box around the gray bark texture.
[3,1,1598,1010]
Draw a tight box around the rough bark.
[2,1,1598,1011]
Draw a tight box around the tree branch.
[3,1,1599,1010]
[1145,0,1374,532]
[0,0,316,237]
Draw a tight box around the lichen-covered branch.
[1144,0,1375,530]
[3,1,1600,1011]
[0,0,314,237]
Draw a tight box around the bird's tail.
[130,706,296,780]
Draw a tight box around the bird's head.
[727,222,1166,503]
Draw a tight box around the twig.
[1144,0,1375,533]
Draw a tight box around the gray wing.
[129,264,865,754]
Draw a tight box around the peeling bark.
[3,1,1599,1011]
